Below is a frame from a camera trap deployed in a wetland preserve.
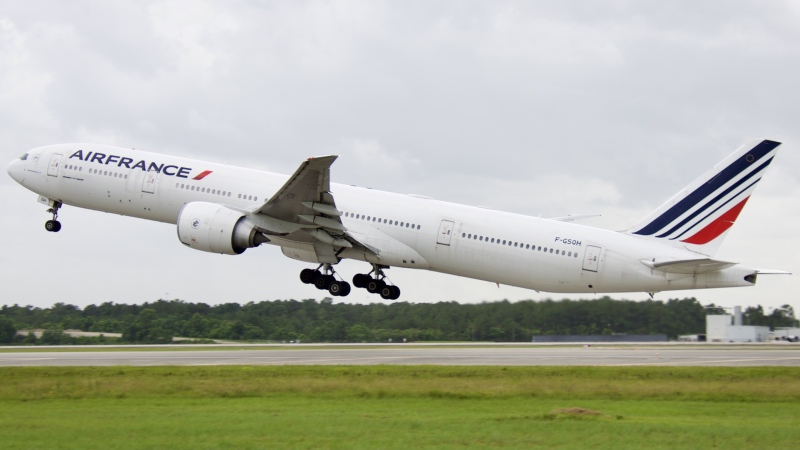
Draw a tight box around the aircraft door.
[47,154,63,177]
[142,169,158,194]
[436,220,455,246]
[582,245,602,272]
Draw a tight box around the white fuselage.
[7,144,757,294]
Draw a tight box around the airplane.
[6,139,789,300]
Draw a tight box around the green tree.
[0,315,16,344]
[122,308,172,343]
[40,327,71,345]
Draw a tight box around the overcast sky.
[1,1,798,312]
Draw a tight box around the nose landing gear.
[45,201,62,232]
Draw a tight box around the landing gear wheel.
[366,279,386,294]
[45,220,61,232]
[380,285,401,300]
[329,281,351,297]
[314,274,334,290]
[352,273,369,288]
[300,268,320,284]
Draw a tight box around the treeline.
[0,297,797,345]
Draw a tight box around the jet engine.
[177,202,269,255]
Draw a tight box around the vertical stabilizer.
[626,139,781,256]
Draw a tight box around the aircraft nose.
[7,158,22,183]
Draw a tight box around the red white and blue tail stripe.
[626,139,781,256]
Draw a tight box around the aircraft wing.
[642,258,738,274]
[248,155,376,259]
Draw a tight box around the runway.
[1,344,800,367]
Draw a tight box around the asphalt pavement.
[1,344,799,367]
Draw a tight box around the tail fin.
[626,139,782,256]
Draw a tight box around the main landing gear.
[45,201,62,232]
[300,264,352,297]
[299,264,401,300]
[352,265,401,300]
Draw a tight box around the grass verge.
[1,366,798,449]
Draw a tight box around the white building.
[706,306,770,343]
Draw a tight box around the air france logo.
[68,150,211,180]
[191,219,201,229]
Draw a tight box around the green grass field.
[1,366,798,449]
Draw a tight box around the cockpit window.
[19,153,28,161]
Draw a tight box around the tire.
[45,220,58,232]
[314,275,333,290]
[300,269,320,284]
[328,281,341,296]
[380,285,400,300]
[366,279,385,294]
[339,282,351,297]
[352,273,368,288]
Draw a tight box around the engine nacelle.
[177,202,268,255]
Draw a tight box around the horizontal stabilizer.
[642,258,737,274]
[754,269,793,275]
